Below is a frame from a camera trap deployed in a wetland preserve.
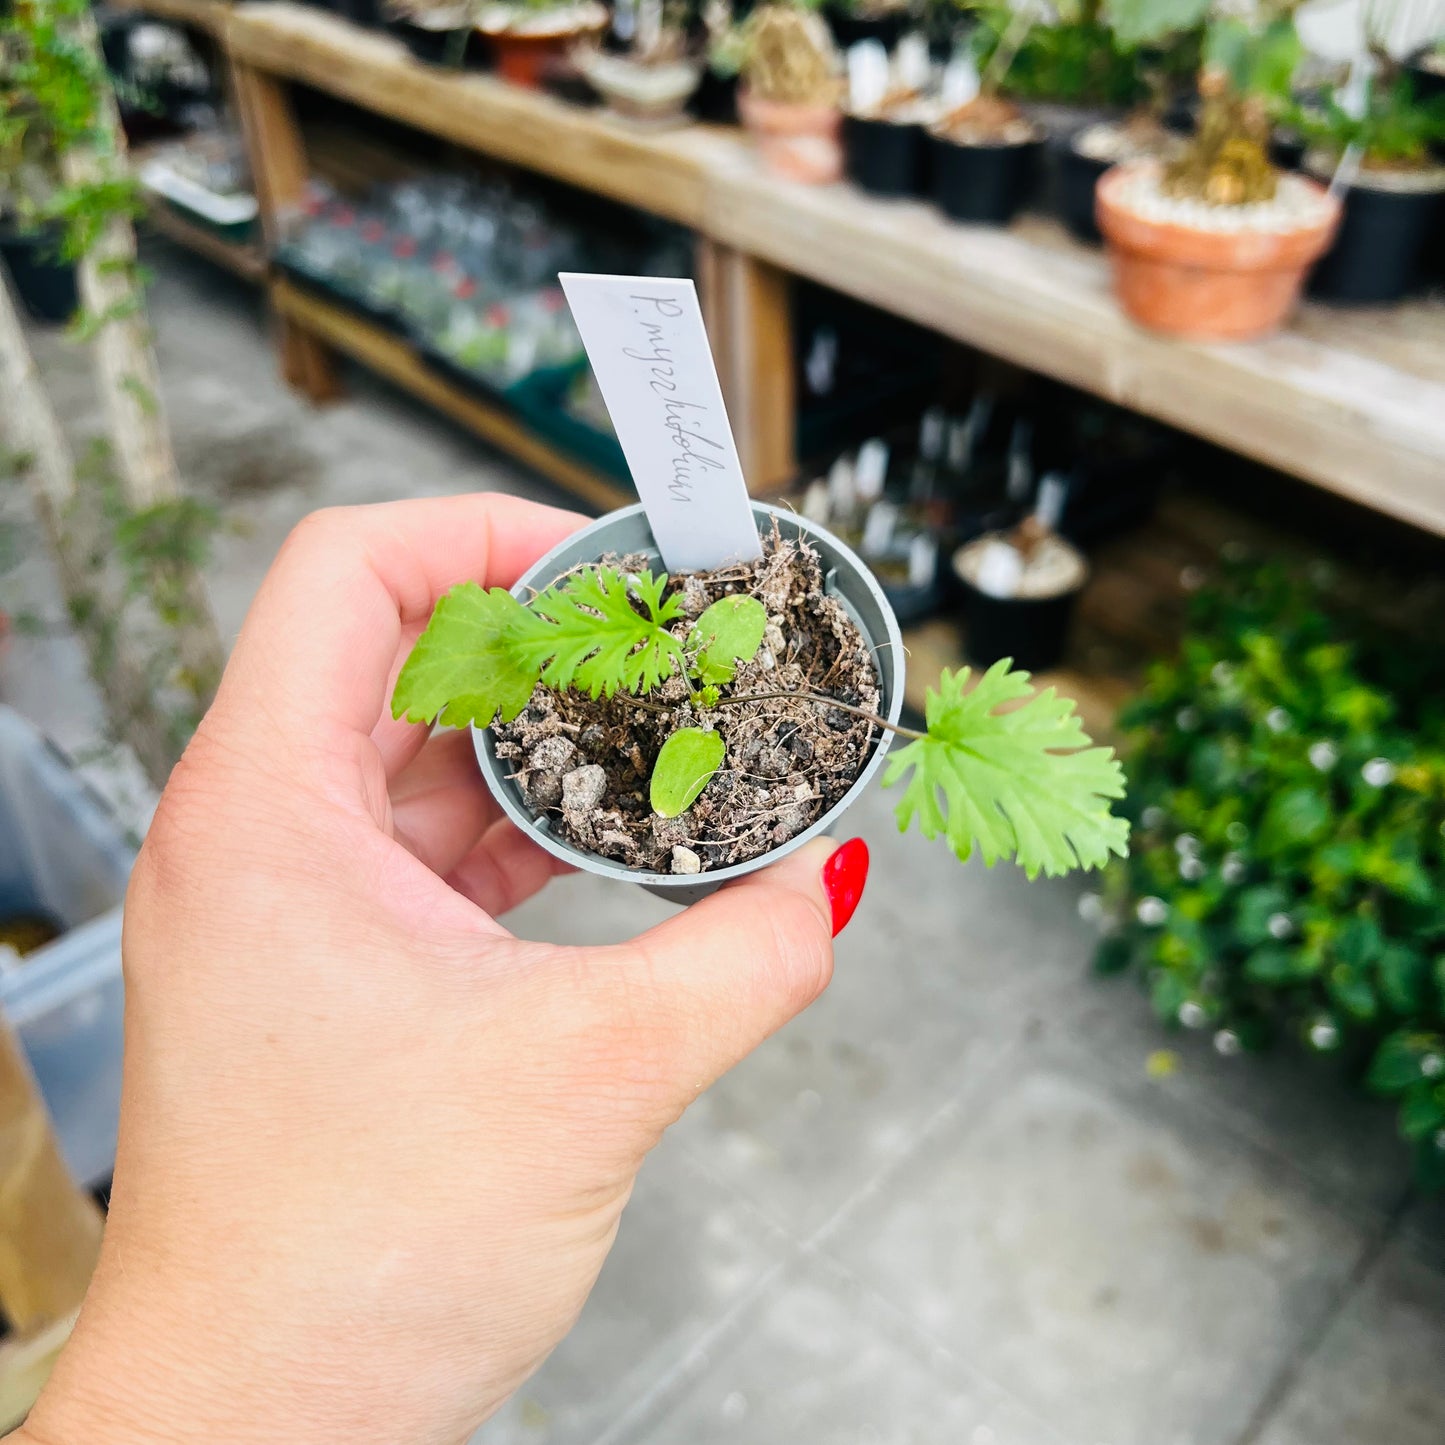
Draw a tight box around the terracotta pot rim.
[1097,161,1340,272]
[739,87,843,131]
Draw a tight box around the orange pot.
[483,15,603,88]
[1095,162,1341,341]
[738,89,842,185]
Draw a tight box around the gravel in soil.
[493,526,883,875]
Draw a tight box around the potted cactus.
[738,1,845,183]
[1095,2,1340,339]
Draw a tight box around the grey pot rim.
[471,500,905,892]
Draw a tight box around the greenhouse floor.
[7,243,1445,1445]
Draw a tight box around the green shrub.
[1097,559,1445,1189]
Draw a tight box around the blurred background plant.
[1098,556,1445,1190]
[0,0,223,787]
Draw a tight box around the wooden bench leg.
[697,239,796,497]
[0,1018,104,1429]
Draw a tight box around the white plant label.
[559,273,762,572]
[848,39,890,112]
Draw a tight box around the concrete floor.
[6,244,1445,1445]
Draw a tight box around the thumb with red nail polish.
[619,835,854,1096]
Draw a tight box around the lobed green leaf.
[391,582,540,729]
[881,660,1130,879]
[512,566,687,699]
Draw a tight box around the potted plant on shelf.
[392,500,1129,898]
[0,25,78,324]
[927,26,1045,225]
[384,0,476,64]
[1094,2,1341,340]
[690,0,746,121]
[1052,0,1202,241]
[738,1,846,183]
[574,0,702,125]
[475,0,609,87]
[842,32,938,197]
[827,0,914,52]
[1293,63,1445,304]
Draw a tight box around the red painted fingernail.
[822,838,869,937]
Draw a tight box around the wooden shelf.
[225,3,732,230]
[704,161,1445,538]
[143,202,266,283]
[216,3,1443,539]
[272,277,633,511]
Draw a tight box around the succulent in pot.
[738,2,845,184]
[1095,2,1340,340]
[391,499,1129,904]
[384,0,476,65]
[574,0,702,125]
[1293,66,1445,304]
[692,0,746,122]
[842,33,939,197]
[928,91,1045,223]
[475,0,609,87]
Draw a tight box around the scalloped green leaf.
[390,582,540,729]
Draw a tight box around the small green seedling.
[393,564,1129,876]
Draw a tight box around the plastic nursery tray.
[272,254,411,339]
[507,363,631,483]
[138,157,259,245]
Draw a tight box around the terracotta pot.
[738,88,842,185]
[1095,162,1340,340]
[483,28,575,85]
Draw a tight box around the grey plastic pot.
[472,500,905,905]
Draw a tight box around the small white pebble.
[671,845,702,875]
[561,765,606,813]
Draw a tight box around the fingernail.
[821,838,869,937]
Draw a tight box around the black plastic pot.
[387,17,470,64]
[1056,143,1109,242]
[844,113,928,198]
[827,3,909,53]
[0,226,78,324]
[337,0,383,28]
[691,67,739,124]
[929,133,1041,225]
[953,569,1083,673]
[1270,127,1305,172]
[1308,173,1445,305]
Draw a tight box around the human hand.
[19,495,868,1445]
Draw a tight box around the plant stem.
[713,691,928,742]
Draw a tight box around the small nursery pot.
[843,112,928,198]
[1305,166,1445,305]
[951,541,1087,674]
[387,16,472,65]
[928,131,1042,226]
[1095,161,1340,341]
[472,501,905,905]
[0,224,78,324]
[738,89,844,185]
[692,67,739,124]
[1056,142,1110,242]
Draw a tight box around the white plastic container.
[0,708,134,1187]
